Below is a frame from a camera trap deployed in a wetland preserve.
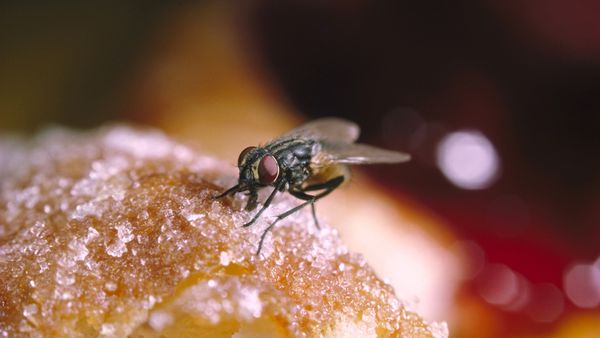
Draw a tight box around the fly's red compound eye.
[238,146,256,166]
[258,155,279,184]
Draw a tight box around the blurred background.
[1,1,599,337]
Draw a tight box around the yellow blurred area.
[526,316,600,338]
[125,2,300,160]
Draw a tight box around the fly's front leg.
[213,184,240,200]
[242,179,285,228]
[256,175,344,255]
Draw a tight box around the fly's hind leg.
[290,168,349,229]
[289,190,321,229]
[256,175,344,255]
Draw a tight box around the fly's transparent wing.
[279,117,360,143]
[314,141,411,165]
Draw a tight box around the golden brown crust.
[0,126,446,338]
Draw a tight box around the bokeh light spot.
[452,240,485,280]
[564,263,600,308]
[436,130,500,190]
[477,264,520,306]
[527,283,564,323]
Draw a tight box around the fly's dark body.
[265,138,316,188]
[215,117,410,255]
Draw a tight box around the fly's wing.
[313,141,411,166]
[279,117,360,144]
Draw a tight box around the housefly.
[214,117,410,255]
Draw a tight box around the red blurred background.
[1,1,599,337]
[250,2,600,336]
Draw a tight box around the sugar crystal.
[104,281,117,292]
[237,288,262,319]
[219,251,231,266]
[23,304,38,318]
[85,227,100,242]
[106,240,127,257]
[55,270,75,286]
[100,323,115,336]
[148,310,174,332]
[115,222,134,243]
[68,239,89,261]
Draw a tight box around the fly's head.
[236,146,281,211]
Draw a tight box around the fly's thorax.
[269,139,317,187]
[274,139,317,167]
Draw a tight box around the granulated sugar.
[0,126,447,337]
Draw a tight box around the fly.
[214,117,410,255]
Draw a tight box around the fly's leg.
[245,190,258,211]
[302,178,344,192]
[288,175,346,229]
[242,180,285,228]
[213,184,258,212]
[289,190,321,230]
[256,176,344,255]
[213,184,240,199]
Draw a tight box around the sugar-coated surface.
[0,126,447,337]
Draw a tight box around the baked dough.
[0,126,447,338]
